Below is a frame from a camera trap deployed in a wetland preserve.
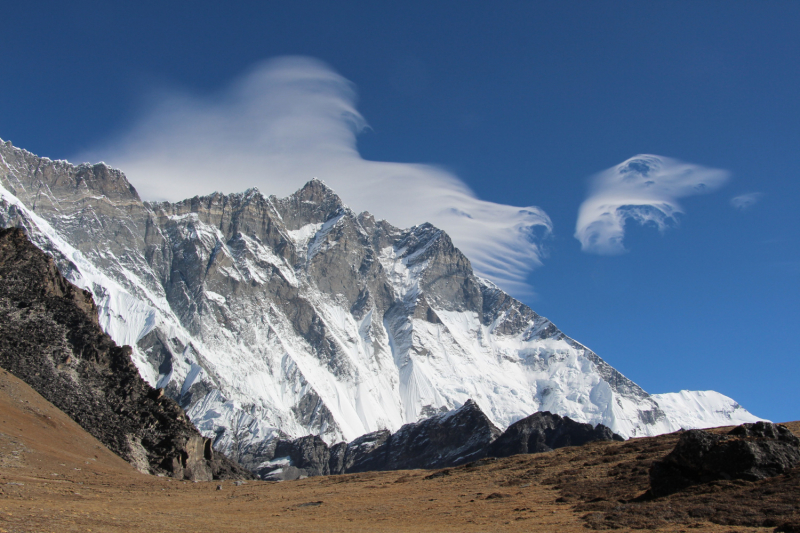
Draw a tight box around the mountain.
[0,227,250,480]
[0,138,764,461]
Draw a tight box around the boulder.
[650,421,800,497]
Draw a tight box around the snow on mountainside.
[651,390,763,430]
[0,139,765,458]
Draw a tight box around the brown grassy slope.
[0,368,139,478]
[565,423,800,531]
[1,369,797,532]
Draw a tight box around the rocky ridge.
[488,411,624,457]
[0,227,250,480]
[253,401,622,481]
[0,138,764,464]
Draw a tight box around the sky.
[1,1,798,422]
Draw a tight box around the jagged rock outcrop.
[649,421,800,497]
[255,401,500,480]
[253,400,628,480]
[346,399,502,472]
[330,430,392,474]
[487,411,623,457]
[262,435,333,480]
[256,400,500,480]
[0,227,252,480]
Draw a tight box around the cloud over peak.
[575,155,729,255]
[76,56,552,295]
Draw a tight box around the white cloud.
[730,192,764,211]
[575,155,729,255]
[76,56,552,295]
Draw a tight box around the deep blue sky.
[2,1,798,422]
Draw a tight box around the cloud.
[75,56,552,295]
[575,155,729,255]
[730,192,764,211]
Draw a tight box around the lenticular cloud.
[730,192,764,211]
[575,155,729,255]
[76,56,551,295]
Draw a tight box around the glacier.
[0,138,764,461]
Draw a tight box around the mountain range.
[0,138,762,468]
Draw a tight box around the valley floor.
[1,368,797,532]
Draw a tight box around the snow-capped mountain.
[0,139,764,458]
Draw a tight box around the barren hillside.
[1,367,797,532]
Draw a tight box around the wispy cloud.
[730,192,764,211]
[76,56,552,295]
[575,155,729,255]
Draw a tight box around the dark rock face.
[334,430,391,474]
[257,430,394,481]
[254,402,629,480]
[0,228,252,481]
[650,421,800,497]
[488,411,623,458]
[273,435,332,478]
[347,399,502,473]
[255,400,500,479]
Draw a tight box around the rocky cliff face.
[0,227,250,480]
[0,139,764,464]
[488,411,623,457]
[346,399,502,473]
[249,400,500,480]
[253,400,623,480]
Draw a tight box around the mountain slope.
[0,139,763,459]
[0,227,249,479]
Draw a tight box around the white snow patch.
[287,222,323,247]
[652,390,767,430]
[205,291,227,305]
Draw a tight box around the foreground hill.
[0,227,249,480]
[1,366,797,532]
[0,139,762,463]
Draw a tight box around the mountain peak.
[274,179,347,230]
[294,178,342,203]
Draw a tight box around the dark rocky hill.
[345,399,502,473]
[0,227,251,480]
[255,400,622,480]
[488,411,623,457]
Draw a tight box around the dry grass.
[0,368,795,532]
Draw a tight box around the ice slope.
[0,139,765,460]
[651,390,767,430]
